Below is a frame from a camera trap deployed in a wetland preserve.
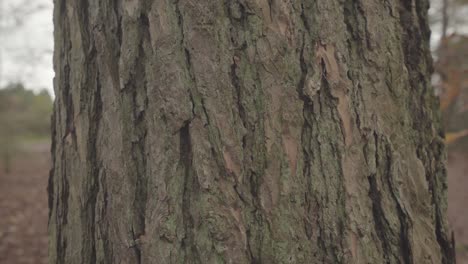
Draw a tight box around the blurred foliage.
[446,129,468,144]
[436,35,468,110]
[435,34,468,146]
[0,83,52,173]
[429,0,468,147]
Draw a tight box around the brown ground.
[0,143,467,263]
[0,142,50,264]
[448,150,468,264]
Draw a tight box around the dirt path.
[0,142,50,264]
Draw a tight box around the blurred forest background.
[433,1,468,263]
[0,84,52,174]
[0,0,467,263]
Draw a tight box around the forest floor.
[0,142,467,263]
[0,141,49,264]
[448,150,468,264]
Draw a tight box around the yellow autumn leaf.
[445,129,468,144]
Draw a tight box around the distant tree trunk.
[3,149,11,175]
[49,0,455,263]
[441,0,449,40]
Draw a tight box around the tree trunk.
[441,0,449,40]
[49,0,455,263]
[3,149,11,175]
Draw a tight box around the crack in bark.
[84,67,102,264]
[131,10,150,245]
[368,173,392,264]
[179,123,201,263]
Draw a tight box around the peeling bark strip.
[49,0,455,263]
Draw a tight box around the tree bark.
[49,0,455,263]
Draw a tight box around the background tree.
[0,83,52,174]
[49,0,455,263]
[429,0,468,147]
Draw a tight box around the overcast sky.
[0,0,466,96]
[0,0,54,94]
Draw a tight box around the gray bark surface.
[49,0,455,263]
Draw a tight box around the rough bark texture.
[49,0,455,263]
